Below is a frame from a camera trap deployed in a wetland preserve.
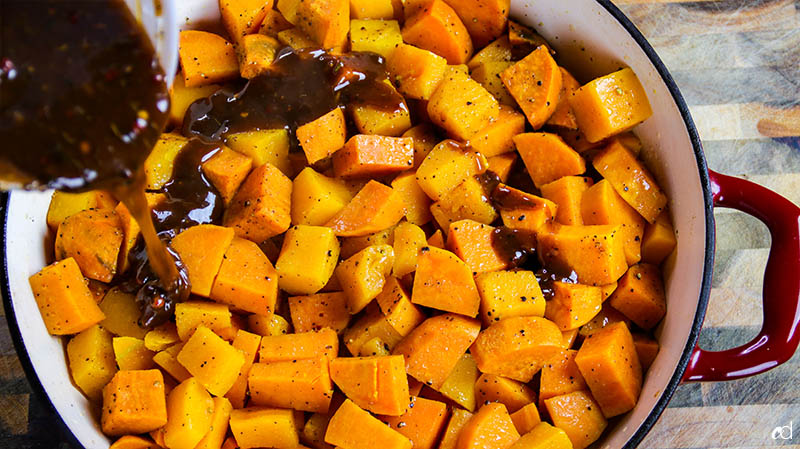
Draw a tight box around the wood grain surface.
[0,0,798,448]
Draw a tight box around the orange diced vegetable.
[333,135,414,178]
[402,0,473,64]
[501,46,562,129]
[325,180,406,237]
[179,30,239,87]
[608,263,666,329]
[412,246,480,316]
[101,370,167,436]
[29,258,105,335]
[514,133,586,189]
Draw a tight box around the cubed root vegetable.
[325,399,413,449]
[330,355,410,415]
[544,391,607,449]
[230,407,300,449]
[608,263,666,329]
[248,356,334,412]
[456,402,520,449]
[101,370,167,436]
[412,246,481,316]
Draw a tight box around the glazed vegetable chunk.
[415,140,488,202]
[509,423,573,449]
[350,19,403,58]
[330,355,410,415]
[297,107,347,165]
[544,391,607,449]
[544,282,602,331]
[209,237,279,316]
[195,397,233,449]
[223,163,293,242]
[537,224,628,286]
[440,409,474,449]
[438,354,479,411]
[101,370,167,436]
[412,246,481,316]
[376,276,426,336]
[501,46,562,129]
[289,291,351,333]
[539,350,587,405]
[444,0,509,47]
[112,337,154,371]
[468,107,526,157]
[55,208,123,283]
[292,167,353,226]
[456,402,520,449]
[475,373,536,413]
[387,44,448,100]
[238,34,281,79]
[569,68,653,143]
[225,330,262,408]
[258,328,339,362]
[225,129,291,173]
[582,179,646,265]
[509,403,541,435]
[276,225,341,295]
[641,210,677,264]
[220,0,271,43]
[380,396,449,449]
[391,172,433,225]
[325,399,413,449]
[202,147,254,205]
[333,135,415,178]
[608,263,667,329]
[46,190,115,229]
[28,258,105,335]
[546,68,581,129]
[335,244,394,313]
[432,178,498,229]
[174,301,233,341]
[179,30,239,87]
[495,184,558,233]
[392,221,428,277]
[171,224,235,297]
[540,177,593,226]
[294,0,350,49]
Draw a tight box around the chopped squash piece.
[392,222,427,277]
[545,282,602,331]
[258,328,339,362]
[443,0,508,47]
[633,333,659,371]
[641,210,677,264]
[340,226,396,259]
[468,107,525,157]
[46,190,115,229]
[226,129,291,174]
[514,133,586,189]
[440,409,474,449]
[350,0,394,19]
[289,292,351,333]
[330,355,410,415]
[578,303,630,338]
[537,224,628,286]
[248,313,290,336]
[540,350,587,405]
[509,403,541,436]
[401,0,473,64]
[175,301,233,341]
[544,391,607,449]
[456,402,520,449]
[494,184,557,233]
[509,423,572,449]
[438,353,479,411]
[238,34,280,79]
[412,246,480,316]
[582,179,646,265]
[292,167,353,226]
[67,325,117,401]
[415,140,488,201]
[224,163,293,242]
[210,237,278,316]
[195,397,234,449]
[179,30,239,87]
[447,220,509,274]
[388,44,448,101]
[501,46,561,129]
[344,304,403,355]
[475,270,545,325]
[171,224,235,297]
[102,370,167,436]
[508,20,553,59]
[376,276,426,335]
[164,377,215,449]
[325,180,406,237]
[432,177,498,230]
[471,61,516,106]
[144,323,179,352]
[297,108,347,164]
[427,69,500,140]
[335,244,394,313]
[475,373,536,413]
[608,263,666,329]
[99,288,146,339]
[55,208,123,283]
[403,123,439,168]
[333,135,414,178]
[350,19,403,58]
[276,225,340,295]
[113,337,155,371]
[230,407,299,449]
[546,67,580,129]
[249,357,333,412]
[225,330,262,408]
[202,146,253,206]
[325,400,412,449]
[380,396,449,449]
[177,326,245,396]
[540,176,593,226]
[220,0,272,43]
[259,9,294,36]
[468,36,512,69]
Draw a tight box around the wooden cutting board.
[0,0,798,447]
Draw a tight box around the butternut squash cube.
[392,221,428,277]
[249,357,334,412]
[467,36,512,70]
[475,373,536,414]
[276,225,341,295]
[325,400,413,449]
[471,61,516,106]
[537,224,628,286]
[210,237,279,316]
[330,355,410,415]
[289,291,351,333]
[569,68,652,143]
[391,172,433,225]
[292,167,353,226]
[153,347,192,383]
[179,30,240,87]
[432,178,498,230]
[46,190,115,229]
[220,0,271,43]
[540,176,593,226]
[376,276,426,336]
[501,46,562,129]
[101,370,167,436]
[412,246,480,317]
[456,402,520,449]
[438,353,479,411]
[195,397,234,449]
[225,330,262,409]
[546,67,580,130]
[509,403,541,435]
[415,140,488,201]
[230,407,299,449]
[99,288,146,339]
[633,333,659,371]
[177,326,245,396]
[277,27,318,50]
[514,133,586,189]
[488,153,518,183]
[67,325,117,400]
[55,208,123,283]
[144,133,188,189]
[608,263,667,329]
[297,108,347,164]
[224,163,293,242]
[333,135,414,178]
[471,316,564,382]
[403,123,439,168]
[112,337,155,371]
[392,313,481,389]
[380,396,449,449]
[248,313,290,336]
[475,270,545,325]
[175,301,233,341]
[144,322,179,352]
[540,350,587,405]
[387,44,448,101]
[578,304,630,337]
[28,258,105,335]
[350,0,395,19]
[258,328,339,362]
[302,413,333,449]
[325,180,406,237]
[350,19,403,58]
[545,282,602,331]
[238,34,280,79]
[202,147,253,205]
[259,9,294,37]
[641,210,677,264]
[335,244,394,313]
[171,224,235,297]
[447,220,509,274]
[427,69,500,140]
[443,0,508,47]
[468,106,525,157]
[344,304,404,355]
[340,226,396,259]
[544,391,607,449]
[226,129,291,174]
[295,0,350,49]
[109,435,162,449]
[351,91,412,136]
[509,423,572,449]
[582,179,646,265]
[439,409,473,449]
[401,0,472,64]
[494,184,557,234]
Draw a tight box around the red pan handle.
[682,170,800,382]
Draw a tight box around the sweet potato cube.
[333,135,414,178]
[292,168,352,226]
[201,147,253,206]
[546,67,580,129]
[226,129,291,174]
[509,423,572,449]
[164,377,215,449]
[175,301,233,341]
[350,0,394,19]
[427,69,500,140]
[412,246,480,316]
[393,313,480,388]
[225,330,262,408]
[388,44,448,100]
[55,209,123,282]
[101,370,167,436]
[331,355,409,415]
[401,0,472,64]
[608,263,666,329]
[456,402,520,449]
[509,403,541,435]
[544,391,606,449]
[582,179,646,265]
[545,282,602,331]
[335,244,394,313]
[468,106,525,157]
[179,30,239,87]
[432,177,498,230]
[537,224,628,286]
[440,409,473,449]
[326,400,412,449]
[29,258,105,335]
[381,396,449,449]
[494,184,557,234]
[376,276,426,336]
[642,210,677,264]
[276,225,340,295]
[325,180,406,237]
[113,337,155,371]
[540,176,593,225]
[209,237,278,316]
[258,328,339,362]
[289,292,351,333]
[514,133,586,189]
[416,140,488,201]
[540,350,587,406]
[471,316,564,382]
[99,288,146,339]
[594,142,666,224]
[443,0,508,47]
[475,270,545,325]
[177,326,245,396]
[344,304,404,355]
[438,353,478,411]
[67,325,117,400]
[295,0,350,49]
[194,397,233,449]
[46,190,115,229]
[471,61,516,106]
[391,172,433,226]
[238,34,280,79]
[350,19,402,58]
[475,373,536,414]
[488,153,518,183]
[248,357,333,412]
[447,220,510,274]
[297,108,347,164]
[230,407,299,449]
[467,35,512,69]
[501,46,561,129]
[633,333,659,371]
[569,68,652,143]
[220,0,271,43]
[392,221,428,277]
[171,224,234,297]
[224,163,292,242]
[578,304,630,337]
